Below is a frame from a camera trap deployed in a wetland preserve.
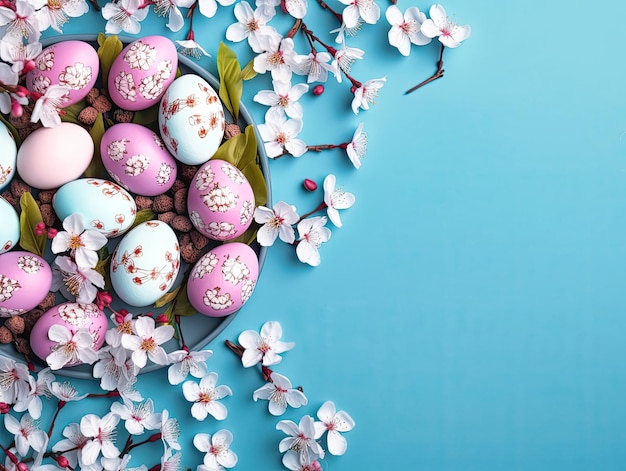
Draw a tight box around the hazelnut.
[86,88,100,104]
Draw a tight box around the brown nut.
[4,316,24,335]
[172,215,192,232]
[157,211,176,225]
[0,326,13,344]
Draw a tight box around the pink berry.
[47,228,58,239]
[303,179,318,192]
[312,85,324,96]
[56,456,69,468]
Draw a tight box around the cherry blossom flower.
[277,415,325,466]
[51,422,89,469]
[49,380,88,402]
[159,409,181,451]
[331,45,364,78]
[284,0,307,18]
[101,0,149,35]
[152,0,193,32]
[80,412,121,466]
[323,174,355,228]
[351,77,386,115]
[46,325,98,370]
[225,1,279,53]
[0,356,30,404]
[254,80,309,120]
[102,454,145,471]
[110,398,161,435]
[346,122,367,169]
[258,113,307,158]
[51,214,107,268]
[13,368,54,419]
[4,413,47,456]
[254,201,299,246]
[30,83,71,127]
[0,62,25,115]
[193,430,238,469]
[182,372,232,421]
[330,20,362,44]
[176,39,210,59]
[160,447,183,471]
[253,371,308,416]
[338,0,379,29]
[121,315,174,368]
[167,348,213,385]
[36,0,89,33]
[313,401,355,455]
[93,344,131,392]
[0,0,42,42]
[253,37,301,82]
[282,453,322,471]
[198,0,235,19]
[296,216,331,267]
[255,0,280,17]
[238,320,295,367]
[0,37,41,73]
[420,4,471,48]
[105,310,135,348]
[51,255,105,304]
[294,51,337,83]
[385,5,431,56]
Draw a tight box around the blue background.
[34,0,626,469]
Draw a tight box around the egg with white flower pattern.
[0,120,16,191]
[187,242,259,317]
[108,36,178,111]
[26,40,99,106]
[30,302,108,366]
[187,159,255,241]
[0,251,52,317]
[0,197,19,254]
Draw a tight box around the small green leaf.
[172,284,197,317]
[84,113,108,179]
[61,99,87,124]
[0,114,21,147]
[217,42,242,120]
[18,192,46,257]
[240,59,257,81]
[97,35,123,91]
[130,209,156,229]
[162,304,178,339]
[229,226,259,246]
[154,285,181,309]
[97,32,106,47]
[241,159,268,207]
[239,125,258,169]
[94,255,112,290]
[212,131,246,167]
[131,103,159,132]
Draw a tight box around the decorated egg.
[100,123,177,196]
[187,159,255,241]
[30,302,108,365]
[158,73,225,165]
[53,178,137,238]
[26,40,99,106]
[110,220,180,307]
[0,120,16,190]
[108,35,178,111]
[0,197,19,254]
[0,251,52,317]
[16,123,93,190]
[187,242,258,317]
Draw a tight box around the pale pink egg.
[100,123,177,196]
[0,251,52,317]
[187,160,255,241]
[108,36,178,111]
[187,242,259,317]
[26,40,99,106]
[30,302,108,365]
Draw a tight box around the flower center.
[68,234,84,250]
[278,95,290,108]
[247,19,259,32]
[64,272,85,297]
[198,391,213,403]
[267,52,283,66]
[140,337,156,352]
[275,132,288,145]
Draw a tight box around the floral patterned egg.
[0,197,19,254]
[158,73,225,165]
[187,242,259,317]
[26,40,99,106]
[108,36,178,111]
[110,220,181,307]
[100,123,177,196]
[187,159,255,241]
[0,251,52,317]
[53,178,137,238]
[0,120,16,191]
[30,302,108,366]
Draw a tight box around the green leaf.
[61,99,87,125]
[94,255,112,290]
[171,283,197,317]
[217,42,242,120]
[241,158,268,207]
[131,103,159,132]
[130,209,156,229]
[84,113,108,179]
[229,226,259,246]
[154,285,181,309]
[239,125,258,169]
[18,192,46,257]
[240,59,257,81]
[97,35,123,92]
[0,114,21,147]
[212,131,246,167]
[162,303,178,339]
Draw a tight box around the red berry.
[350,86,357,94]
[303,179,318,192]
[312,85,324,96]
[57,456,70,468]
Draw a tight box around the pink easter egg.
[100,123,177,196]
[30,302,108,365]
[0,251,52,317]
[187,159,255,241]
[26,40,99,106]
[187,242,259,317]
[108,35,178,111]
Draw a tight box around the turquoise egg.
[52,178,137,238]
[0,121,17,191]
[0,196,19,254]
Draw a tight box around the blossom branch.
[405,44,446,94]
[315,0,343,23]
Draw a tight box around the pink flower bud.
[56,456,69,468]
[34,222,45,236]
[15,85,29,97]
[312,85,324,96]
[47,228,58,239]
[350,86,357,94]
[17,463,29,471]
[115,312,127,324]
[303,179,318,192]
[0,402,9,414]
[10,101,23,118]
[155,314,168,324]
[22,61,35,75]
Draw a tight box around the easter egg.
[110,221,181,307]
[0,251,52,317]
[30,302,108,365]
[187,242,259,317]
[187,159,255,241]
[158,73,225,165]
[16,123,93,190]
[108,36,178,111]
[26,40,99,106]
[0,120,16,191]
[53,178,137,238]
[0,197,19,254]
[100,123,177,196]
